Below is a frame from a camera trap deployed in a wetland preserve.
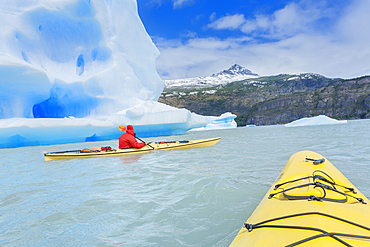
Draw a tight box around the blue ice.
[0,0,216,149]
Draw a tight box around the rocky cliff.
[159,70,370,126]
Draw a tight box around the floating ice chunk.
[0,101,210,148]
[189,112,237,131]
[285,115,348,127]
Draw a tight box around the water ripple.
[0,119,370,246]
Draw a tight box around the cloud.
[172,0,194,9]
[155,0,370,80]
[155,37,254,79]
[209,1,333,39]
[208,14,246,30]
[142,0,194,9]
[335,0,370,44]
[145,0,165,7]
[209,12,216,22]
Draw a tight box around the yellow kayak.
[44,137,221,161]
[230,150,370,246]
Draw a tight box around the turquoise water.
[1,119,370,246]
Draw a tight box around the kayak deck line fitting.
[44,137,221,161]
[268,169,367,204]
[229,151,370,247]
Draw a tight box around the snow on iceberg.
[285,115,348,127]
[0,0,210,148]
[189,112,237,131]
[0,101,209,148]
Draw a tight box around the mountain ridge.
[211,64,258,77]
[163,64,258,89]
[159,66,370,126]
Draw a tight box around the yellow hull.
[230,150,370,246]
[44,137,221,161]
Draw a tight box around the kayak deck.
[44,137,221,161]
[230,150,370,246]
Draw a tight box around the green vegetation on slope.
[159,74,370,126]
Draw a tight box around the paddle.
[119,125,154,150]
[135,135,154,150]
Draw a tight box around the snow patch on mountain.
[164,64,259,89]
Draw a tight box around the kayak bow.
[230,150,370,246]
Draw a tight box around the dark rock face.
[159,74,370,126]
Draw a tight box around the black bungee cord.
[243,163,369,246]
[244,212,370,246]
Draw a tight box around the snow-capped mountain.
[164,64,259,89]
[212,64,258,77]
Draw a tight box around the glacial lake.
[1,119,370,246]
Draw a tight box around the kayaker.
[119,125,145,149]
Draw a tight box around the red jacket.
[119,128,145,149]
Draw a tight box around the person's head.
[127,125,134,132]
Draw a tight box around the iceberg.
[0,102,209,148]
[0,0,209,148]
[285,115,348,127]
[189,112,237,131]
